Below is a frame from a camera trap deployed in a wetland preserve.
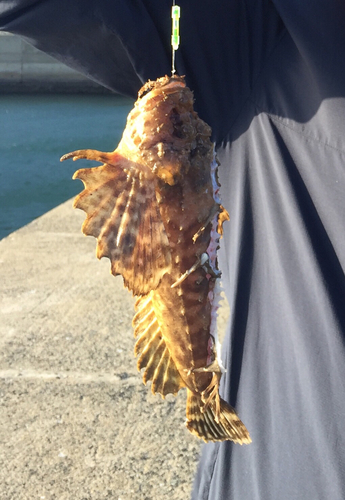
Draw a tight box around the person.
[2,1,345,498]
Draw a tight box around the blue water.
[0,94,133,240]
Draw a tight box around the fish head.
[120,76,208,186]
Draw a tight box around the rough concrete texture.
[0,200,229,500]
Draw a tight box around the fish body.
[61,76,251,444]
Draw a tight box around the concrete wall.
[0,32,109,93]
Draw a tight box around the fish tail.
[185,389,251,444]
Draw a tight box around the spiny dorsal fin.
[64,150,171,296]
[218,205,230,235]
[133,295,185,396]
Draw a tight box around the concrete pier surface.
[0,200,236,500]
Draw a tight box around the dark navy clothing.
[2,2,345,498]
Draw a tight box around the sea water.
[0,94,133,240]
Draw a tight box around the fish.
[61,75,251,444]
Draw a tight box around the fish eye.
[138,81,156,99]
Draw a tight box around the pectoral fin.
[61,150,171,295]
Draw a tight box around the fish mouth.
[138,75,186,101]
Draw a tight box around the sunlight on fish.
[61,75,251,444]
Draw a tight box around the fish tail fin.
[186,389,251,444]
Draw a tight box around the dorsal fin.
[133,295,185,396]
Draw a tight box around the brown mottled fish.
[61,75,251,444]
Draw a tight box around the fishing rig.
[171,2,180,75]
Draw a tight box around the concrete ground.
[0,200,230,500]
